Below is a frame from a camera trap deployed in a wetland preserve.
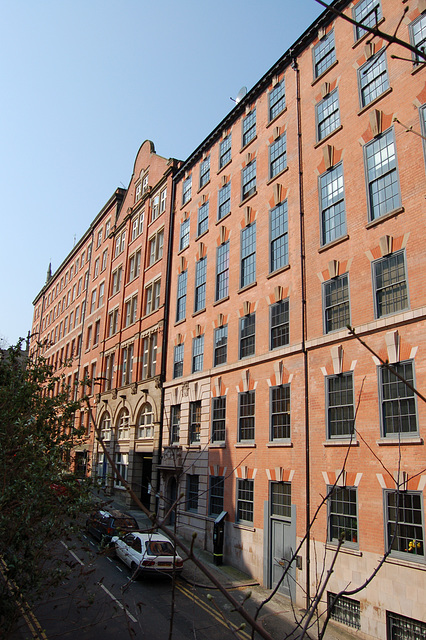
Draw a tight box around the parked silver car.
[112,531,184,576]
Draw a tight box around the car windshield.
[115,518,137,529]
[145,541,175,556]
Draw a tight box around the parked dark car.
[86,508,138,543]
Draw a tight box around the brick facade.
[31,1,426,637]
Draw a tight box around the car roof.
[98,508,137,519]
[130,532,172,543]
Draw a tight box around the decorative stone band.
[266,468,294,482]
[209,465,227,477]
[322,471,363,487]
[234,466,257,480]
[376,473,426,492]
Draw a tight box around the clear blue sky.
[0,0,323,346]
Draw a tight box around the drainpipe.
[155,165,177,513]
[292,55,310,610]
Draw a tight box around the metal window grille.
[328,592,361,630]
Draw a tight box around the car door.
[116,533,135,567]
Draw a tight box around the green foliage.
[0,341,93,635]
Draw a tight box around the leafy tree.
[0,341,92,637]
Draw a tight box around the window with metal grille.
[386,491,424,560]
[313,30,336,79]
[209,476,225,516]
[219,134,231,168]
[212,396,226,442]
[240,223,256,288]
[218,182,231,220]
[189,400,201,444]
[380,360,417,437]
[170,404,180,443]
[316,89,340,141]
[269,80,285,121]
[353,0,382,41]
[238,391,255,441]
[192,335,204,373]
[214,325,228,366]
[270,386,290,441]
[173,344,184,379]
[194,257,207,312]
[327,372,355,439]
[216,241,229,301]
[358,49,389,108]
[270,299,289,350]
[328,593,361,630]
[176,270,187,322]
[365,128,400,221]
[387,610,426,639]
[270,201,288,273]
[239,313,255,359]
[269,134,287,179]
[271,482,291,518]
[242,109,256,146]
[320,163,346,246]
[236,479,254,524]
[241,160,256,200]
[186,475,199,512]
[197,202,209,236]
[373,251,408,318]
[328,486,358,546]
[323,273,350,333]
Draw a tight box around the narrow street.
[11,532,259,640]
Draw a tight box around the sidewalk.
[102,495,360,640]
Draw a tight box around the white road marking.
[60,541,84,566]
[97,583,137,623]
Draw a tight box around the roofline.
[32,187,126,305]
[174,0,349,181]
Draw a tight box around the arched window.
[117,408,130,440]
[100,411,111,441]
[137,403,154,439]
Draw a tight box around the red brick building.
[31,0,426,637]
[160,1,426,638]
[31,140,178,510]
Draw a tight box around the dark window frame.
[379,360,418,438]
[236,478,254,525]
[270,299,290,350]
[268,80,286,121]
[364,127,401,222]
[326,372,355,440]
[313,29,336,79]
[319,162,346,246]
[372,250,408,319]
[323,272,350,334]
[328,485,359,548]
[316,89,340,142]
[238,390,255,442]
[239,313,255,359]
[212,396,226,443]
[385,490,425,561]
[270,201,289,274]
